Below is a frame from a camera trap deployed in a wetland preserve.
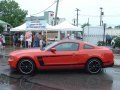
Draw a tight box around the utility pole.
[100,7,104,26]
[73,18,76,26]
[87,18,89,25]
[103,23,106,44]
[54,0,59,25]
[75,8,80,27]
[87,18,89,34]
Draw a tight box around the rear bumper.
[103,62,114,68]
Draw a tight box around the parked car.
[8,40,114,75]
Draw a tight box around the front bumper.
[8,58,17,69]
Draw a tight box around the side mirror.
[50,48,56,52]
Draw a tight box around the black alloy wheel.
[86,59,102,74]
[18,59,35,75]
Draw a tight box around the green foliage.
[97,41,106,46]
[81,23,90,28]
[114,37,120,48]
[0,0,28,27]
[0,25,4,33]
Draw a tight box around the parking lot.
[0,47,120,90]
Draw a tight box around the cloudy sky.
[15,0,120,27]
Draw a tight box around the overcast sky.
[15,0,120,27]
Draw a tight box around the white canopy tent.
[50,21,82,40]
[10,21,82,41]
[10,21,82,31]
[51,21,82,31]
[10,23,26,31]
[10,23,54,32]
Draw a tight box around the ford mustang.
[8,40,114,75]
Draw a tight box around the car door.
[42,42,80,66]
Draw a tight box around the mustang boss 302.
[8,40,114,75]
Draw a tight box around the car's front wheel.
[86,58,102,74]
[18,59,35,75]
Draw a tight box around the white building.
[25,11,65,26]
[106,28,120,36]
[83,26,104,45]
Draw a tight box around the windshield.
[42,41,58,51]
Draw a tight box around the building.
[25,11,65,26]
[83,26,104,45]
[106,28,120,36]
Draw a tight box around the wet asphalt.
[0,48,120,90]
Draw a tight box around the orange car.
[8,40,114,75]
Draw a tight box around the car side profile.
[8,40,114,75]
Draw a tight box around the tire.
[86,58,102,74]
[18,59,35,75]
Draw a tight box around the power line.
[104,15,120,17]
[31,1,56,16]
[80,14,99,17]
[72,14,120,18]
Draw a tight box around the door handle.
[72,53,76,56]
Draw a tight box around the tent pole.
[46,30,47,45]
[58,31,60,40]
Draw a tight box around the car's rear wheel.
[86,58,102,74]
[18,59,35,75]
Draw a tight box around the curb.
[114,54,120,56]
[0,54,9,57]
[112,49,120,54]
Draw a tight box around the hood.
[9,48,42,56]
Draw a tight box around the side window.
[84,44,94,49]
[54,42,79,51]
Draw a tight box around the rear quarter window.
[84,44,94,49]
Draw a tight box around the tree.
[0,25,4,33]
[112,37,120,48]
[107,26,112,29]
[0,0,27,27]
[80,23,90,36]
[114,25,120,29]
[81,23,90,28]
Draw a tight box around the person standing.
[33,33,39,47]
[1,34,5,47]
[38,32,43,49]
[0,34,3,49]
[12,34,17,47]
[20,33,24,48]
[67,34,70,39]
[27,35,32,48]
[106,34,112,46]
[42,35,46,47]
[25,31,32,48]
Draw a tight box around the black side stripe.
[37,56,44,66]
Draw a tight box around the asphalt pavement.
[0,46,120,90]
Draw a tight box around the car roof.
[58,40,83,43]
[58,40,97,47]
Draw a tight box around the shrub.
[97,41,106,46]
[114,37,120,48]
[0,25,4,33]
